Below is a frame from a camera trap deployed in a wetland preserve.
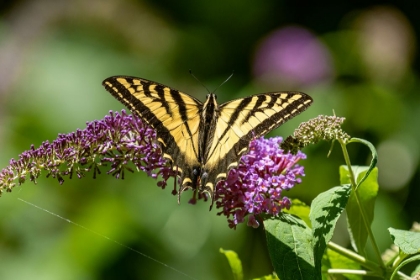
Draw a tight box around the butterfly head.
[206,92,217,99]
[204,92,218,105]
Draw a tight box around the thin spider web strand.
[17,198,197,280]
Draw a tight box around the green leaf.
[326,249,362,280]
[341,166,379,255]
[285,199,311,228]
[321,253,332,280]
[347,138,378,188]
[264,214,316,280]
[309,185,352,276]
[252,274,279,280]
[388,228,420,255]
[220,248,243,280]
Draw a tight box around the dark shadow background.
[0,1,419,279]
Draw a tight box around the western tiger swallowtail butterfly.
[102,76,312,206]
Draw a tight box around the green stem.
[327,269,379,276]
[338,139,385,269]
[327,242,380,272]
[395,271,413,280]
[338,139,357,187]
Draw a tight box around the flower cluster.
[0,111,308,229]
[281,115,351,154]
[215,137,306,229]
[0,110,174,194]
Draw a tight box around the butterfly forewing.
[102,76,202,185]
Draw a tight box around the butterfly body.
[102,76,313,205]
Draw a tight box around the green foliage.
[220,249,244,280]
[252,274,279,280]
[388,228,420,255]
[310,185,352,275]
[341,166,379,256]
[326,249,361,280]
[285,199,311,227]
[220,137,418,279]
[264,214,316,280]
[390,255,420,280]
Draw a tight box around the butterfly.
[102,76,313,205]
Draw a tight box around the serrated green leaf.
[285,199,311,227]
[341,166,379,255]
[388,228,420,254]
[264,214,316,280]
[220,248,243,280]
[309,185,352,276]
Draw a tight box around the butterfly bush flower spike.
[215,137,306,229]
[281,115,351,154]
[0,110,174,195]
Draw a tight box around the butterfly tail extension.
[176,165,202,203]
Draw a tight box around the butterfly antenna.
[189,70,235,94]
[213,71,234,94]
[189,69,210,94]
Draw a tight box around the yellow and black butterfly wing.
[201,91,313,196]
[102,76,202,190]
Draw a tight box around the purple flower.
[253,26,333,86]
[0,110,174,194]
[215,137,306,229]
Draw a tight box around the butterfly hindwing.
[102,76,202,190]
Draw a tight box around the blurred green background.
[0,1,419,279]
